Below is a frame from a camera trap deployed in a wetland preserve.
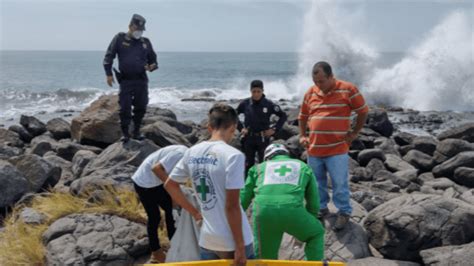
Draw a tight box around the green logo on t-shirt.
[197,177,210,201]
[193,169,217,211]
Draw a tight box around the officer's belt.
[121,72,146,80]
[248,131,264,137]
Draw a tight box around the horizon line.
[0,49,406,53]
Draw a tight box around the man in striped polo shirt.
[298,61,369,231]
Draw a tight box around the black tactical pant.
[134,183,176,252]
[119,79,149,132]
[242,135,270,176]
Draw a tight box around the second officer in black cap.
[237,80,287,174]
[103,14,158,142]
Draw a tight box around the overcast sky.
[0,0,472,52]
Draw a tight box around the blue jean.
[200,243,255,260]
[308,153,352,215]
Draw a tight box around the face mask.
[132,30,143,39]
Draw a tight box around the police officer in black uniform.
[237,80,287,173]
[103,14,158,142]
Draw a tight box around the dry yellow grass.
[0,186,170,265]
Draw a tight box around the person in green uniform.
[241,143,325,260]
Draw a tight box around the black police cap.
[130,14,146,30]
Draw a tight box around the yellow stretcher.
[147,260,345,266]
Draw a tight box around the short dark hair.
[208,103,238,130]
[313,61,333,77]
[250,80,264,90]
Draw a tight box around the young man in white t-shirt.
[166,103,254,265]
[131,145,188,263]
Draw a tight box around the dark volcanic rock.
[411,136,438,156]
[358,149,386,166]
[0,160,29,209]
[364,194,474,262]
[432,138,474,164]
[13,154,61,192]
[384,154,416,172]
[392,132,416,146]
[366,108,394,137]
[403,150,435,172]
[142,121,191,147]
[366,158,386,179]
[374,170,410,188]
[453,167,474,188]
[46,118,71,140]
[432,151,474,178]
[8,124,33,143]
[437,122,474,142]
[0,128,24,148]
[20,115,47,137]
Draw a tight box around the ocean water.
[0,50,403,125]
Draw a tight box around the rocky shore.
[1,94,474,265]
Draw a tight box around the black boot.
[132,120,145,140]
[132,128,145,140]
[121,125,130,143]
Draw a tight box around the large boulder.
[80,139,158,178]
[358,149,386,166]
[403,150,434,172]
[392,132,416,146]
[71,150,98,179]
[43,153,74,189]
[70,164,137,195]
[432,151,474,178]
[432,139,474,164]
[279,201,370,261]
[453,167,474,188]
[144,106,178,122]
[28,135,57,156]
[420,242,474,266]
[420,178,467,198]
[0,160,29,209]
[411,136,438,156]
[0,145,23,160]
[384,154,416,172]
[13,154,61,192]
[46,118,71,140]
[8,124,33,143]
[366,158,386,179]
[0,128,24,147]
[43,213,148,265]
[20,115,47,137]
[437,122,474,142]
[56,140,102,162]
[70,94,122,147]
[365,109,393,137]
[364,194,474,262]
[374,137,400,156]
[374,170,410,188]
[142,121,191,147]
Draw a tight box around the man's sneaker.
[318,208,329,220]
[149,247,167,263]
[333,213,350,231]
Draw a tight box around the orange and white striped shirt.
[299,80,369,157]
